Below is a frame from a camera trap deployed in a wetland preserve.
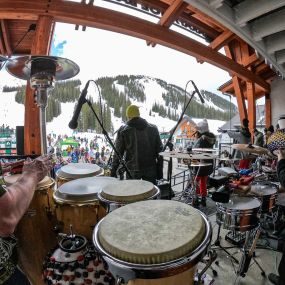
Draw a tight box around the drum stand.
[237,227,266,277]
[212,224,240,265]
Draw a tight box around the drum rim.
[216,196,261,211]
[92,210,211,280]
[97,186,160,205]
[56,165,103,179]
[53,190,100,205]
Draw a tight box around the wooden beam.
[24,15,54,156]
[233,76,247,121]
[244,53,259,68]
[247,81,256,134]
[147,0,186,46]
[265,94,272,128]
[209,30,235,51]
[0,1,271,91]
[0,20,12,55]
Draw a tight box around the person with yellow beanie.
[111,104,163,184]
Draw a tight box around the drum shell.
[53,195,106,239]
[98,186,161,213]
[251,183,278,213]
[16,179,56,285]
[216,199,260,232]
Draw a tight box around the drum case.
[93,212,211,284]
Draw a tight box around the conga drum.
[5,175,56,285]
[56,163,103,188]
[53,176,117,239]
[98,179,160,213]
[93,200,211,285]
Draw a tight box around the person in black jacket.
[111,104,163,184]
[192,119,216,206]
[268,149,285,285]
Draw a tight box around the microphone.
[190,80,205,104]
[211,185,230,203]
[68,80,90,129]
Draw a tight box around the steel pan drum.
[53,176,117,239]
[98,179,160,213]
[216,196,261,232]
[56,163,103,187]
[93,200,211,285]
[8,175,56,285]
[250,183,278,213]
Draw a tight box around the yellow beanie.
[126,105,140,119]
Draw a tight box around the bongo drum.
[216,196,261,232]
[93,200,211,285]
[9,175,56,285]
[53,176,117,239]
[250,183,278,213]
[56,163,103,188]
[42,235,115,285]
[98,179,160,213]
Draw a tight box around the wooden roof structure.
[0,0,281,155]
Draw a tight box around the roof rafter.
[147,0,186,47]
[209,30,235,51]
[0,0,270,92]
[1,19,12,55]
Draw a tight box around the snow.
[0,76,226,139]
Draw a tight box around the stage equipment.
[211,184,231,203]
[93,200,213,285]
[267,129,285,155]
[7,175,56,285]
[43,233,115,285]
[217,167,237,177]
[232,144,269,156]
[192,148,217,153]
[55,162,103,187]
[53,176,117,239]
[5,55,79,154]
[98,179,160,213]
[159,151,216,160]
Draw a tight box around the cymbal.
[159,151,216,160]
[189,162,212,167]
[192,148,217,152]
[232,144,269,155]
[217,157,241,161]
[5,55,80,81]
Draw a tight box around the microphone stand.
[159,89,197,181]
[85,99,133,179]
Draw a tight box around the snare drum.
[8,175,56,285]
[93,200,211,285]
[216,196,261,232]
[53,176,117,239]
[98,179,160,213]
[56,163,103,187]
[250,183,278,213]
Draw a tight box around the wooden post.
[24,15,54,155]
[247,81,256,136]
[233,76,248,121]
[265,94,272,128]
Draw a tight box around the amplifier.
[156,180,175,200]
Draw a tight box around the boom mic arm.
[190,80,204,104]
[68,80,90,129]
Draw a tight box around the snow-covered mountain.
[0,75,231,136]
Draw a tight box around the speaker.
[16,126,24,155]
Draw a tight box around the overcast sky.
[51,22,232,97]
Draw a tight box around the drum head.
[98,200,206,264]
[54,177,117,203]
[58,163,102,179]
[250,184,277,196]
[4,174,54,190]
[219,196,261,210]
[100,179,155,202]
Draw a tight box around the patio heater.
[5,56,79,154]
